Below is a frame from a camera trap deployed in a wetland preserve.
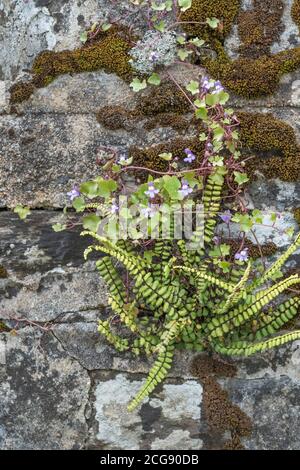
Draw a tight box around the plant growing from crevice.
[27,77,299,412]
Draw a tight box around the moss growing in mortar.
[237,111,300,182]
[10,26,134,104]
[181,0,241,40]
[292,0,300,33]
[190,355,252,450]
[0,265,8,279]
[294,208,300,225]
[183,0,300,98]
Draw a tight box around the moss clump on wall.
[205,49,300,98]
[97,82,192,132]
[183,0,300,98]
[0,265,8,278]
[294,208,300,225]
[129,136,204,176]
[137,82,191,116]
[10,27,134,104]
[237,0,284,58]
[191,355,252,450]
[292,0,300,33]
[237,111,300,182]
[96,106,136,130]
[226,238,278,260]
[143,113,190,132]
[0,321,10,333]
[181,0,241,40]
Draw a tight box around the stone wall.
[0,0,300,450]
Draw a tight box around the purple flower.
[212,80,224,94]
[179,180,193,198]
[213,236,220,245]
[149,51,159,62]
[220,210,232,224]
[111,202,119,215]
[140,204,157,218]
[67,186,80,201]
[200,76,214,93]
[235,248,249,262]
[184,148,196,163]
[145,182,159,199]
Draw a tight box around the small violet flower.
[111,202,119,215]
[149,51,159,62]
[220,210,232,224]
[200,76,214,93]
[67,186,80,202]
[179,180,193,198]
[145,182,159,199]
[212,80,224,94]
[235,248,249,262]
[140,205,157,218]
[184,148,196,163]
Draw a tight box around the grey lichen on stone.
[129,30,178,74]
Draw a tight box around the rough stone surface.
[0,328,90,450]
[1,0,300,451]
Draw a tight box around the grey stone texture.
[0,0,300,450]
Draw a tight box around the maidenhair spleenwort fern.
[81,178,300,412]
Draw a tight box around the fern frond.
[203,173,223,245]
[174,265,235,292]
[218,262,252,314]
[213,330,300,356]
[207,275,300,338]
[127,345,175,411]
[98,320,130,352]
[247,297,300,341]
[255,233,300,287]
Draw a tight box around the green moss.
[10,27,134,104]
[0,321,10,333]
[183,0,300,98]
[205,49,300,98]
[292,0,300,33]
[181,0,241,40]
[238,112,300,182]
[294,208,300,225]
[0,265,8,278]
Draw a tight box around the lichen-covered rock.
[0,328,90,449]
[89,373,202,450]
[129,30,178,74]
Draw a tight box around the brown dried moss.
[226,238,278,260]
[96,106,135,130]
[191,355,252,450]
[292,0,300,33]
[143,113,190,132]
[193,0,300,98]
[0,265,8,279]
[237,111,300,182]
[294,208,300,225]
[129,136,204,176]
[237,0,284,58]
